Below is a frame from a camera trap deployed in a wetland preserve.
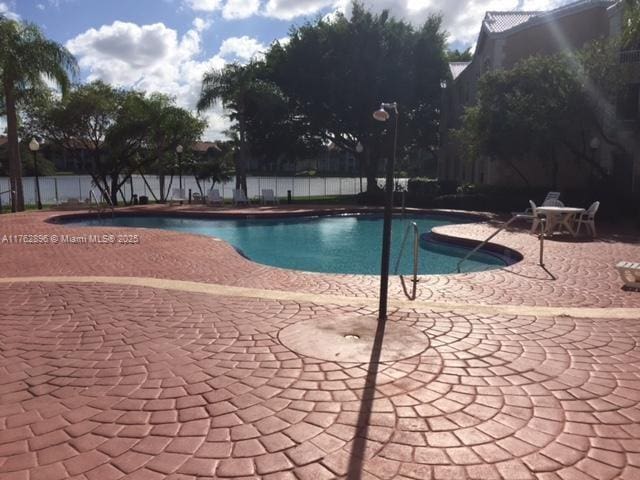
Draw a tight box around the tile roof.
[483,11,540,33]
[483,1,615,35]
[449,62,471,80]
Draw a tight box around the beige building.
[439,0,639,196]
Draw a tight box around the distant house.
[439,0,639,194]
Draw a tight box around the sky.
[2,0,570,140]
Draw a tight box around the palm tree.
[197,62,268,195]
[0,17,77,211]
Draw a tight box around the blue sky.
[2,0,568,139]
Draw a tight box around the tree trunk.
[365,150,379,193]
[110,175,119,206]
[4,79,24,212]
[237,113,248,194]
[159,174,166,202]
[139,172,159,202]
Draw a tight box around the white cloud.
[66,21,236,140]
[263,0,570,46]
[192,17,212,31]
[218,35,266,61]
[185,0,222,11]
[0,2,20,20]
[222,0,260,19]
[264,0,334,20]
[37,3,46,10]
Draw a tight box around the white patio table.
[536,206,585,237]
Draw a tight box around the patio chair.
[261,189,279,205]
[542,198,564,207]
[192,192,202,204]
[511,191,562,217]
[616,261,640,290]
[233,189,249,206]
[575,201,600,237]
[170,188,186,205]
[543,191,561,204]
[528,200,546,234]
[207,188,223,206]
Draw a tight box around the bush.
[407,178,441,197]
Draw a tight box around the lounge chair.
[261,189,279,205]
[575,201,600,236]
[233,189,249,206]
[170,188,186,205]
[616,261,640,290]
[207,189,223,206]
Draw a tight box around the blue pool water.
[72,214,514,275]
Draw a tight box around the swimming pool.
[71,214,516,275]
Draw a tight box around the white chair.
[528,200,546,234]
[544,191,561,203]
[575,201,600,237]
[542,198,564,207]
[170,188,186,205]
[233,189,249,206]
[261,189,279,205]
[512,191,562,217]
[207,188,223,206]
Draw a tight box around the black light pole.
[356,141,364,193]
[373,102,398,321]
[29,138,42,210]
[176,144,184,205]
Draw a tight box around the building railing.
[620,50,640,64]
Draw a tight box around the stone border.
[2,276,638,319]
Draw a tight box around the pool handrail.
[456,214,545,273]
[393,221,420,300]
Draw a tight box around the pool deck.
[1,204,640,479]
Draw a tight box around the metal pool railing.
[393,221,420,300]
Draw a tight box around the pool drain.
[344,334,360,340]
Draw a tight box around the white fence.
[0,175,408,206]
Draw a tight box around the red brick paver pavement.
[1,283,640,479]
[1,207,640,479]
[0,207,639,308]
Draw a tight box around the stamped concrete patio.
[1,206,639,479]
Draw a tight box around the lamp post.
[29,138,42,210]
[176,144,184,205]
[373,102,398,321]
[356,141,364,193]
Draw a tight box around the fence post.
[54,178,59,205]
[324,177,327,198]
[292,177,295,200]
[308,176,311,200]
[339,177,342,196]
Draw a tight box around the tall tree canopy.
[197,61,275,194]
[30,82,205,205]
[262,2,448,191]
[454,40,632,187]
[0,16,77,211]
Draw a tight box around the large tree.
[197,62,272,194]
[263,2,448,191]
[0,16,77,211]
[454,40,631,187]
[30,83,205,205]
